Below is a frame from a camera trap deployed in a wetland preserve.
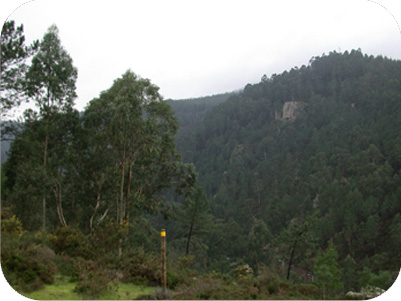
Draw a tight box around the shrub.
[291,283,320,298]
[172,271,242,300]
[120,247,161,284]
[233,264,254,279]
[2,243,57,292]
[257,266,289,296]
[74,269,114,298]
[71,257,117,298]
[358,267,393,290]
[55,255,76,279]
[48,226,92,259]
[178,255,194,268]
[89,220,129,256]
[166,270,180,289]
[1,215,24,236]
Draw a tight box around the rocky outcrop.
[282,101,305,121]
[345,286,385,300]
[230,144,245,164]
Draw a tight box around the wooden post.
[161,229,167,294]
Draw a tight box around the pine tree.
[343,254,357,293]
[1,20,38,117]
[314,240,343,299]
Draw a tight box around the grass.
[19,275,155,300]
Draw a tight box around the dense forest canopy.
[165,49,401,298]
[182,50,401,273]
[1,20,400,300]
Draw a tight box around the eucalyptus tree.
[24,24,77,231]
[83,71,197,239]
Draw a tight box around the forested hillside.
[167,93,233,162]
[1,20,400,299]
[168,49,401,294]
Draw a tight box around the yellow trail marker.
[161,229,167,293]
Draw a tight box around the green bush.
[1,214,24,235]
[233,264,254,279]
[358,267,393,290]
[55,255,77,279]
[74,269,115,298]
[173,271,261,300]
[166,270,180,289]
[68,256,118,298]
[290,283,320,298]
[48,226,92,259]
[256,266,289,296]
[2,243,57,292]
[89,220,128,257]
[120,247,161,284]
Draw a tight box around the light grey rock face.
[282,101,305,120]
[345,286,385,300]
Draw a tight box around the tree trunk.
[118,152,126,258]
[119,157,126,224]
[42,132,48,232]
[287,239,298,280]
[54,177,67,227]
[89,191,101,232]
[125,163,133,223]
[186,223,194,256]
[186,201,199,255]
[89,178,104,232]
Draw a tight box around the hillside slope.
[172,49,401,275]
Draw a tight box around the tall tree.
[24,24,77,231]
[343,254,357,293]
[176,186,211,256]
[1,20,38,118]
[275,214,317,280]
[83,70,197,254]
[314,240,343,299]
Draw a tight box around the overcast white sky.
[1,0,401,115]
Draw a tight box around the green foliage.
[0,20,38,116]
[89,220,129,257]
[275,214,317,280]
[73,268,116,299]
[173,185,212,257]
[1,224,58,293]
[233,264,254,279]
[48,226,92,259]
[25,24,77,107]
[119,247,162,285]
[256,266,290,296]
[358,267,393,290]
[343,254,358,292]
[167,49,401,282]
[313,240,343,299]
[1,214,24,236]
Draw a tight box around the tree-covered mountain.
[166,92,234,162]
[169,49,401,284]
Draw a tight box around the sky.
[1,0,401,116]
